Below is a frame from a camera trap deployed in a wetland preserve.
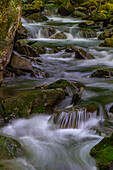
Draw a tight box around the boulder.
[27,12,48,22]
[90,68,113,78]
[1,79,85,121]
[58,6,74,16]
[14,41,40,57]
[90,133,113,170]
[79,21,95,28]
[72,10,88,19]
[75,48,94,59]
[2,88,65,121]
[98,28,113,40]
[46,79,85,105]
[99,37,113,48]
[0,135,23,160]
[50,32,67,39]
[10,54,33,71]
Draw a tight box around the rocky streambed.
[0,0,113,170]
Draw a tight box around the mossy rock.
[72,10,88,19]
[22,1,44,17]
[0,135,23,160]
[46,79,85,105]
[99,37,113,47]
[27,12,48,22]
[46,79,85,96]
[90,133,113,170]
[98,28,113,40]
[2,88,65,121]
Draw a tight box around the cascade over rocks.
[49,104,99,129]
[0,79,85,122]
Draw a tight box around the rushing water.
[1,5,113,170]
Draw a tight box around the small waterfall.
[69,25,79,38]
[37,28,51,38]
[50,107,100,129]
[65,32,74,39]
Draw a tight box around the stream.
[1,4,113,170]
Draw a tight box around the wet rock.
[2,88,65,120]
[14,41,40,57]
[31,67,50,78]
[4,66,26,78]
[72,10,88,19]
[0,135,23,159]
[27,12,48,22]
[99,37,113,48]
[90,69,113,78]
[98,28,113,40]
[90,133,113,170]
[22,2,44,17]
[79,21,95,28]
[46,79,85,105]
[10,53,33,71]
[64,45,78,53]
[58,6,74,16]
[75,48,94,59]
[50,32,67,39]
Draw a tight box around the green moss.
[90,133,113,169]
[0,135,23,160]
[27,12,48,22]
[32,104,45,113]
[2,88,66,119]
[100,37,113,47]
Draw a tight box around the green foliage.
[90,133,113,169]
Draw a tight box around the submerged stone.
[90,133,113,170]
